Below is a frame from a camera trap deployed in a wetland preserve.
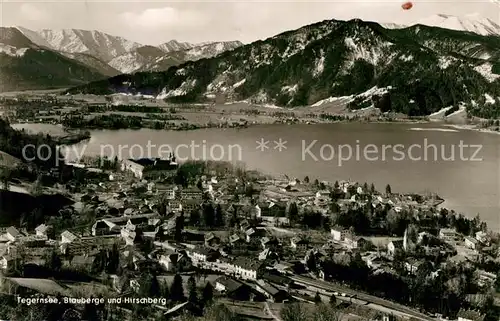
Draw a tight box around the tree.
[161,280,170,300]
[175,213,184,241]
[386,184,392,195]
[287,202,299,223]
[82,300,100,321]
[205,304,239,321]
[187,275,198,304]
[0,168,11,190]
[281,303,309,321]
[214,204,224,227]
[202,282,214,305]
[329,294,336,306]
[149,274,161,298]
[105,243,120,274]
[313,179,319,187]
[203,203,215,227]
[306,252,317,272]
[313,303,342,321]
[138,273,160,298]
[314,292,322,304]
[370,183,376,194]
[170,274,185,302]
[45,249,62,271]
[304,176,310,184]
[190,209,201,226]
[30,174,44,196]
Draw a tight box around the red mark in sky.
[401,2,413,10]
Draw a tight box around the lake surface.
[12,122,500,231]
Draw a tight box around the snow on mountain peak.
[414,13,500,36]
[17,28,142,62]
[157,40,194,53]
[382,13,500,36]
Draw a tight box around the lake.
[11,122,500,231]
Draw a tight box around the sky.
[0,0,499,45]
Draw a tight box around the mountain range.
[3,13,500,117]
[0,27,106,92]
[0,27,243,91]
[384,13,500,36]
[66,16,500,117]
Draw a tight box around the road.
[264,302,282,321]
[290,275,436,321]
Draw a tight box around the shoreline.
[32,116,431,132]
[444,124,500,135]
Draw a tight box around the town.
[0,92,419,134]
[0,118,497,321]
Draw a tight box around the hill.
[65,19,500,116]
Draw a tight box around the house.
[6,227,21,242]
[475,270,497,287]
[245,228,256,243]
[315,190,331,207]
[261,216,290,226]
[142,226,160,239]
[181,188,203,200]
[35,224,52,238]
[229,257,264,280]
[261,237,280,251]
[91,220,118,236]
[19,235,48,248]
[187,246,219,264]
[120,159,145,179]
[121,226,140,246]
[262,273,293,287]
[0,255,20,273]
[344,234,367,249]
[229,234,246,250]
[475,231,489,245]
[205,232,220,247]
[157,185,177,200]
[159,252,191,273]
[168,200,183,214]
[404,258,425,275]
[239,219,250,232]
[255,279,289,302]
[252,204,262,218]
[387,240,404,257]
[331,227,346,241]
[61,230,78,244]
[182,199,203,214]
[258,201,286,218]
[290,237,309,251]
[127,215,153,229]
[457,309,485,321]
[465,236,479,250]
[159,253,179,272]
[439,228,459,242]
[362,252,383,269]
[215,276,251,300]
